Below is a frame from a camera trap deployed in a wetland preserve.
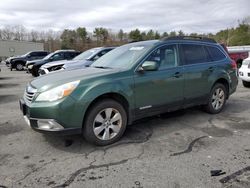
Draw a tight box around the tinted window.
[206,46,226,61]
[30,52,38,56]
[30,52,47,56]
[182,44,210,65]
[146,44,178,69]
[38,52,48,56]
[64,52,77,59]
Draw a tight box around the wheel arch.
[212,78,230,99]
[82,92,132,129]
[13,60,26,66]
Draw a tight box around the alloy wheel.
[16,64,23,70]
[211,88,225,110]
[93,108,122,141]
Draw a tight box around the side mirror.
[139,61,159,72]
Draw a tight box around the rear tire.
[204,83,227,114]
[242,80,250,88]
[83,99,127,146]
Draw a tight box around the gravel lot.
[0,63,250,188]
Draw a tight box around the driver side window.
[146,44,178,70]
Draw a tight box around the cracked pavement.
[0,64,250,188]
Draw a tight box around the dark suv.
[26,50,80,77]
[20,36,238,146]
[6,51,49,71]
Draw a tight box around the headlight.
[36,80,80,102]
[28,65,33,69]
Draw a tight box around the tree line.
[0,22,249,52]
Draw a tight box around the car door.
[133,44,184,117]
[180,43,216,105]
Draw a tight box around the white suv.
[239,56,250,87]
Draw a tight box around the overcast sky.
[0,0,249,33]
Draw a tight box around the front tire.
[16,63,24,71]
[31,67,39,77]
[83,99,127,146]
[242,80,250,88]
[204,83,227,114]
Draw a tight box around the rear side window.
[65,52,77,59]
[30,52,47,56]
[38,52,48,56]
[181,44,210,65]
[30,52,38,56]
[206,46,226,61]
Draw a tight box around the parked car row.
[19,36,239,146]
[5,47,116,77]
[26,50,81,76]
[39,47,115,76]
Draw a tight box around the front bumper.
[19,98,82,135]
[38,68,49,75]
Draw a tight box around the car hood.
[26,59,44,66]
[63,60,93,70]
[41,60,69,68]
[11,56,25,61]
[30,67,118,92]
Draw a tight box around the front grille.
[48,65,63,72]
[25,85,37,102]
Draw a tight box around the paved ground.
[0,63,250,188]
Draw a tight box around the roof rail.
[161,36,217,43]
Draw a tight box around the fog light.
[37,119,64,131]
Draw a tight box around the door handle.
[173,72,182,78]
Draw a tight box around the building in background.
[0,40,44,61]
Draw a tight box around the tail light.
[231,60,237,70]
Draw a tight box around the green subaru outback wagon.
[20,37,238,145]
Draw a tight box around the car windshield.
[91,41,156,69]
[73,48,100,60]
[22,52,31,57]
[43,52,55,60]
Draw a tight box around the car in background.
[220,44,249,68]
[6,51,49,71]
[20,36,238,145]
[228,49,249,68]
[27,50,80,77]
[39,47,115,75]
[239,56,250,87]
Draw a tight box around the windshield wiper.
[93,66,112,69]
